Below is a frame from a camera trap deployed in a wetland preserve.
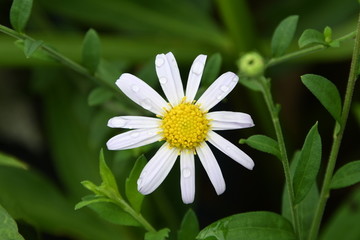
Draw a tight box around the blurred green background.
[0,0,359,239]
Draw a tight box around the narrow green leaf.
[80,180,102,195]
[0,204,25,240]
[301,74,342,122]
[79,195,140,227]
[293,123,322,204]
[0,152,27,169]
[10,0,33,32]
[331,160,360,189]
[320,188,360,240]
[271,15,299,57]
[202,53,222,87]
[88,87,114,106]
[125,155,147,213]
[74,194,112,210]
[197,211,296,240]
[238,76,262,92]
[145,228,170,240]
[24,39,44,58]
[178,209,199,240]
[240,134,280,159]
[298,29,326,48]
[82,28,101,74]
[99,149,120,195]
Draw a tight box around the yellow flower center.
[160,101,210,150]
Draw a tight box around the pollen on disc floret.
[160,100,210,150]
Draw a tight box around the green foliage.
[23,39,44,58]
[298,29,326,48]
[10,0,33,32]
[0,152,27,169]
[88,87,114,106]
[293,123,322,204]
[0,204,24,240]
[177,209,199,240]
[82,28,101,74]
[301,74,342,122]
[145,228,170,240]
[125,155,147,213]
[330,160,360,189]
[202,53,222,87]
[240,134,280,159]
[271,15,299,57]
[197,211,296,240]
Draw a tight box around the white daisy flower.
[107,52,255,204]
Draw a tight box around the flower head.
[107,52,255,204]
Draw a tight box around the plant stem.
[260,77,301,237]
[267,31,356,67]
[308,12,360,240]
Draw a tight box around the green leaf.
[10,0,33,32]
[240,134,280,159]
[197,211,296,240]
[88,87,114,106]
[202,53,222,87]
[238,76,262,92]
[0,203,25,240]
[301,74,342,122]
[125,155,147,213]
[99,149,119,194]
[79,195,140,227]
[298,29,326,48]
[320,187,360,240]
[145,228,170,240]
[82,28,101,74]
[178,209,199,240]
[24,39,44,58]
[293,123,322,204]
[0,152,27,169]
[330,160,360,189]
[271,15,299,57]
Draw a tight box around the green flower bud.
[238,52,265,77]
[324,26,332,43]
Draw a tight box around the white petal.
[207,111,254,130]
[197,72,239,111]
[155,52,184,106]
[207,131,254,170]
[106,128,161,150]
[185,54,207,102]
[116,73,168,116]
[137,143,178,194]
[180,151,195,204]
[196,142,225,195]
[108,116,161,129]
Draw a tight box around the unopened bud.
[238,52,265,77]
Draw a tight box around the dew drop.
[131,85,139,92]
[155,57,165,67]
[216,94,224,100]
[192,62,204,75]
[141,99,152,110]
[159,77,167,84]
[182,168,191,178]
[220,85,229,92]
[110,117,127,127]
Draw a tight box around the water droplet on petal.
[110,117,127,127]
[131,85,139,92]
[131,132,140,138]
[192,62,204,75]
[182,168,191,178]
[216,94,224,100]
[159,77,167,84]
[232,76,238,82]
[155,57,165,67]
[220,85,229,92]
[141,99,152,110]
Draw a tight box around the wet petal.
[116,73,168,116]
[106,128,161,150]
[207,111,254,130]
[155,52,184,106]
[207,131,254,170]
[196,142,225,195]
[137,143,178,194]
[108,116,161,129]
[197,72,238,111]
[180,151,195,204]
[185,54,207,102]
